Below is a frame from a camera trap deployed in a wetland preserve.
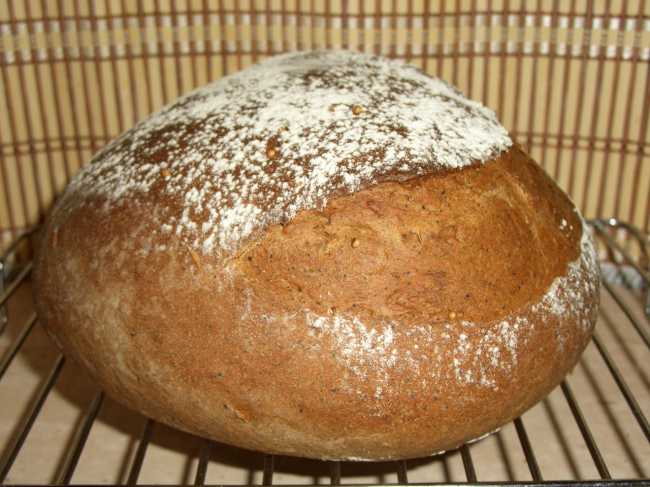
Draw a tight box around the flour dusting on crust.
[303,220,599,398]
[66,50,512,254]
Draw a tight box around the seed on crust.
[188,247,201,268]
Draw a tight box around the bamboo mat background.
[0,0,649,251]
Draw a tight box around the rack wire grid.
[0,220,648,485]
[0,0,649,485]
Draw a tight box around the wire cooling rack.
[0,219,648,486]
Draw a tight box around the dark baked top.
[62,50,512,255]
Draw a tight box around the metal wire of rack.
[0,219,648,486]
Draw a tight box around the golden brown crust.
[33,146,599,460]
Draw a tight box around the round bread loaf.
[33,51,599,461]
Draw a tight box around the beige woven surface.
[0,0,649,251]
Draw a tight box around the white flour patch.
[303,219,598,397]
[64,50,511,255]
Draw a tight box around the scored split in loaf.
[34,51,599,461]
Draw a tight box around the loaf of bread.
[33,51,600,461]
